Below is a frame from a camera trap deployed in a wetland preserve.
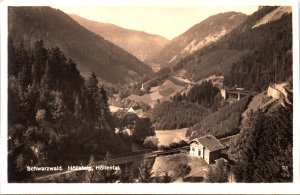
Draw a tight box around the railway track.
[34,146,189,181]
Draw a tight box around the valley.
[7,5,293,184]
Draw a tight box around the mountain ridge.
[145,11,248,68]
[174,6,292,90]
[70,14,169,62]
[8,6,153,84]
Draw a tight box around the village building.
[189,135,226,164]
[128,105,143,117]
[128,105,141,113]
[140,83,145,91]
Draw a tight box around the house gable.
[196,135,225,152]
[189,135,226,164]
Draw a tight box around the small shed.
[189,135,226,164]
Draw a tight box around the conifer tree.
[99,86,113,127]
[85,155,97,183]
[99,152,120,183]
[32,40,47,85]
[162,172,172,183]
[16,42,29,75]
[229,106,292,182]
[120,166,134,183]
[8,37,17,76]
[86,72,99,99]
[41,60,51,90]
[205,159,229,183]
[138,158,153,183]
[85,73,99,122]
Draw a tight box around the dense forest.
[229,102,293,182]
[148,101,210,130]
[113,110,155,143]
[7,39,133,182]
[223,13,292,91]
[171,81,222,110]
[187,96,251,139]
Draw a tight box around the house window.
[198,149,202,156]
[191,147,195,152]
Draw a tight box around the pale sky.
[57,6,258,40]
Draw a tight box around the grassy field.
[155,128,188,146]
[159,87,175,96]
[126,79,185,107]
[109,105,122,113]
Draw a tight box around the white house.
[128,105,143,117]
[128,105,141,113]
[189,135,226,164]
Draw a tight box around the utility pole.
[218,60,223,76]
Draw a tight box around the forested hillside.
[171,81,222,110]
[229,103,292,182]
[187,96,251,139]
[223,13,292,90]
[146,12,247,68]
[8,7,153,84]
[149,101,210,130]
[8,40,131,182]
[176,6,292,91]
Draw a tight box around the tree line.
[171,81,222,110]
[187,96,251,139]
[8,39,131,182]
[173,7,292,91]
[149,101,210,130]
[229,102,292,182]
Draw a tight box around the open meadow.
[155,128,188,146]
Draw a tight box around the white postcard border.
[0,0,299,194]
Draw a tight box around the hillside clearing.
[109,105,122,113]
[155,128,188,146]
[126,79,185,107]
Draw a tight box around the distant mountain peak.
[70,14,169,62]
[252,6,292,29]
[9,6,153,84]
[172,6,292,91]
[146,11,247,69]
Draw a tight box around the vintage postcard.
[0,0,299,194]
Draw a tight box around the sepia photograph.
[0,0,299,193]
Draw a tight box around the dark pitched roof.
[192,135,225,152]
